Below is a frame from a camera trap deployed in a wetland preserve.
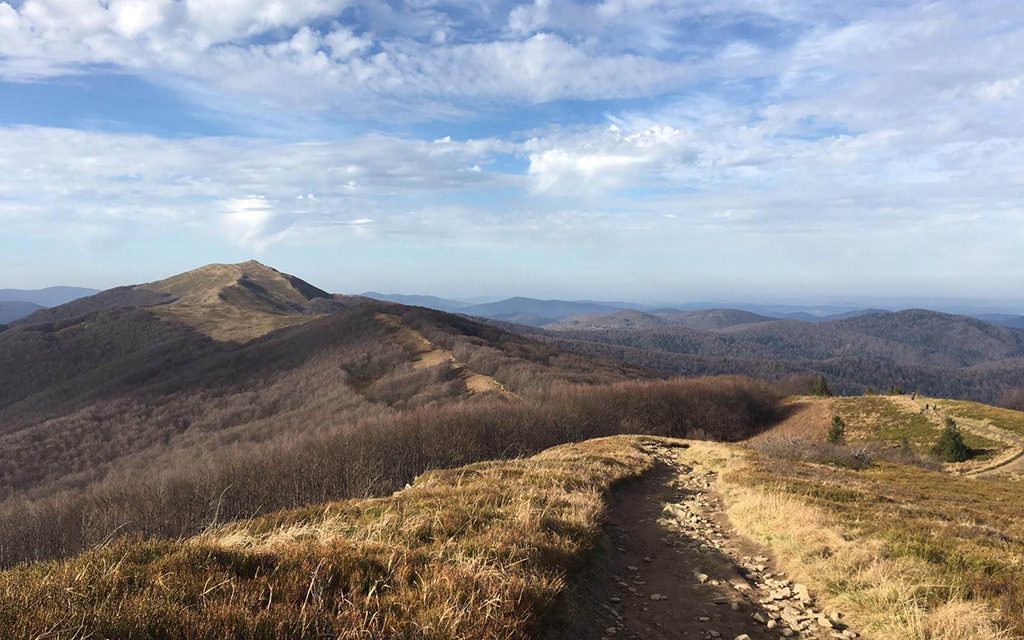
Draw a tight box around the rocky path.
[546,443,859,640]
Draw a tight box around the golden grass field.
[0,436,654,639]
[3,396,1023,640]
[716,396,1024,639]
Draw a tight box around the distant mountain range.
[0,301,44,324]
[0,286,99,307]
[361,292,470,313]
[0,286,100,324]
[361,291,1024,331]
[523,308,1024,402]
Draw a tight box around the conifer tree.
[811,375,832,397]
[932,418,971,462]
[827,415,846,444]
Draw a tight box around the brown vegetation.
[716,442,1024,639]
[0,436,659,639]
[0,374,780,568]
[523,309,1024,402]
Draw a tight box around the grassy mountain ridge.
[1,261,787,568]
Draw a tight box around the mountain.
[0,260,651,567]
[547,308,776,331]
[14,260,342,342]
[817,308,891,321]
[546,309,672,330]
[653,308,776,330]
[976,313,1024,330]
[537,309,1024,401]
[361,291,468,312]
[0,301,43,324]
[0,286,99,307]
[460,297,623,326]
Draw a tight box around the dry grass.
[143,261,325,342]
[934,398,1024,438]
[0,436,657,640]
[376,312,516,398]
[753,396,1003,458]
[697,441,1024,639]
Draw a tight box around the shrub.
[811,375,832,397]
[827,415,846,444]
[0,376,782,568]
[932,419,972,462]
[752,437,873,470]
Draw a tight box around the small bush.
[932,419,972,462]
[752,437,873,470]
[811,375,832,397]
[827,416,846,444]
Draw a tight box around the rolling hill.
[534,309,1024,401]
[361,291,469,312]
[0,301,43,324]
[550,307,776,331]
[6,260,786,569]
[4,395,1024,640]
[458,297,625,326]
[0,286,98,307]
[3,263,1024,640]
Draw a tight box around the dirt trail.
[889,395,1024,477]
[547,443,859,640]
[374,313,518,398]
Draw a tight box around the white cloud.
[219,196,286,251]
[2,1,1024,296]
[526,124,691,194]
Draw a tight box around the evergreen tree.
[932,418,971,462]
[811,375,832,397]
[827,415,846,444]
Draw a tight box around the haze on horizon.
[0,0,1021,304]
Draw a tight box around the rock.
[734,635,751,640]
[650,593,665,601]
[696,573,709,584]
[793,583,812,604]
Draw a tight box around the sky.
[0,0,1022,305]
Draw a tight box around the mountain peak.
[138,261,335,342]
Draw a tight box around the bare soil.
[546,444,857,640]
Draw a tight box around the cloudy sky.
[1,0,1022,303]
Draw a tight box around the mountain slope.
[140,260,339,342]
[460,297,622,326]
[362,291,468,312]
[537,309,1024,400]
[0,261,680,567]
[546,309,671,330]
[654,308,776,330]
[0,301,43,324]
[14,260,342,343]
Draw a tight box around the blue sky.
[0,0,1022,305]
